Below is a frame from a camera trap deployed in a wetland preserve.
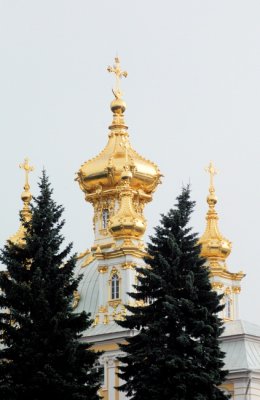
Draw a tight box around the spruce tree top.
[117,186,230,400]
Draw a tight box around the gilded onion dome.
[77,57,161,200]
[199,162,232,268]
[9,158,34,246]
[76,58,161,246]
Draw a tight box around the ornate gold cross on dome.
[19,158,34,189]
[205,161,218,190]
[107,57,128,99]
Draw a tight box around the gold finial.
[205,161,218,193]
[198,161,232,269]
[19,158,34,192]
[9,158,34,246]
[107,57,128,99]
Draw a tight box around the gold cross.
[107,57,128,99]
[205,161,218,189]
[19,158,34,188]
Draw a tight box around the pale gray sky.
[0,1,259,324]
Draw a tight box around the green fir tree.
[0,171,101,400]
[117,186,229,400]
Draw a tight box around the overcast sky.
[0,1,259,324]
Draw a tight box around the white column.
[107,357,117,400]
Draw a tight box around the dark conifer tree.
[117,186,229,400]
[0,171,101,400]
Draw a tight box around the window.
[102,209,109,229]
[111,274,120,299]
[225,295,232,319]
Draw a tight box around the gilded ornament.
[108,299,121,309]
[211,282,224,290]
[232,286,241,294]
[114,306,127,321]
[121,262,135,270]
[93,314,99,326]
[110,266,119,276]
[98,305,108,313]
[77,249,91,260]
[224,287,232,295]
[98,266,108,274]
[72,290,80,309]
[81,253,95,268]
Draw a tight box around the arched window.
[111,274,120,299]
[102,209,109,229]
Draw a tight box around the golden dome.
[77,58,161,199]
[199,162,232,267]
[76,58,161,245]
[77,129,161,196]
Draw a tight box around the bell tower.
[76,58,161,325]
[199,162,244,321]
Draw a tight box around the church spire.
[9,158,34,246]
[199,161,232,270]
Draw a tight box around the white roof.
[75,256,99,318]
[222,320,260,338]
[221,320,260,372]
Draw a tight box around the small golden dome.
[199,162,232,267]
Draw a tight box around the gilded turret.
[76,58,161,246]
[199,162,244,321]
[199,162,232,269]
[9,158,34,246]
